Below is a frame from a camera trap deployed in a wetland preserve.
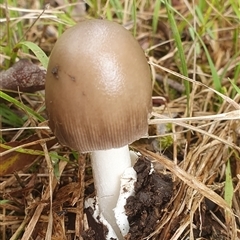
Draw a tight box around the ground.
[0,0,240,240]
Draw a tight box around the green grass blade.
[165,3,223,93]
[152,0,161,34]
[0,91,45,122]
[15,41,49,68]
[229,0,240,19]
[105,2,113,21]
[229,79,240,95]
[132,0,137,37]
[165,1,189,77]
[164,0,190,114]
[224,160,234,208]
[110,0,123,20]
[0,103,24,127]
[0,200,10,205]
[195,34,222,92]
[0,143,68,162]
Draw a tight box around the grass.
[164,0,190,116]
[0,91,45,122]
[0,0,240,239]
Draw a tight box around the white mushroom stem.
[114,167,137,237]
[91,145,132,238]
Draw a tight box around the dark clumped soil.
[124,156,173,239]
[82,206,110,240]
[82,156,173,240]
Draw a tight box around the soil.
[82,156,173,240]
[83,206,110,240]
[124,156,173,239]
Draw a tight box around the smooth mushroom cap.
[45,19,152,152]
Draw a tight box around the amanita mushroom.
[45,19,152,238]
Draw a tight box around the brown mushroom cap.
[45,19,152,152]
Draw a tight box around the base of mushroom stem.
[83,154,174,240]
[84,166,137,240]
[84,197,118,240]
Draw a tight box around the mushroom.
[45,19,152,238]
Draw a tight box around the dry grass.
[0,0,240,240]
